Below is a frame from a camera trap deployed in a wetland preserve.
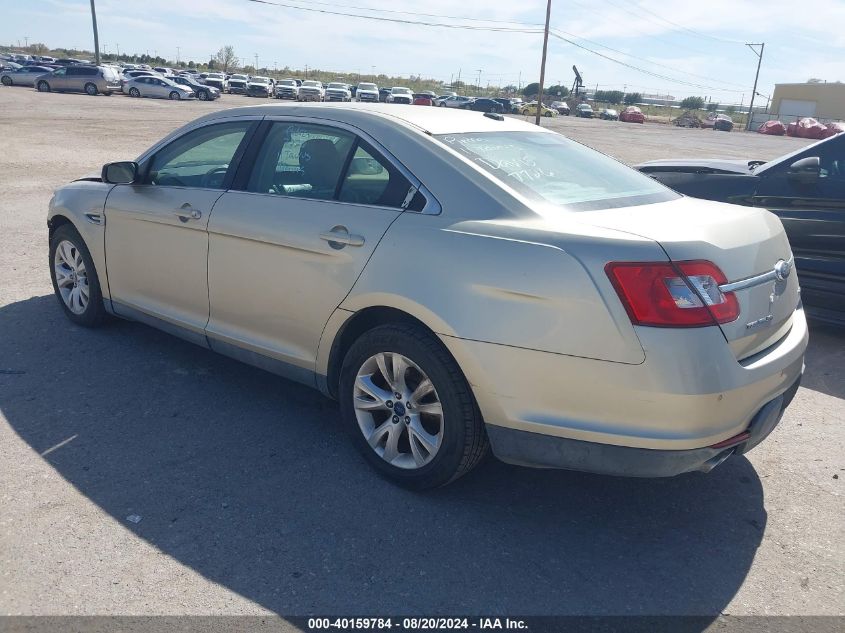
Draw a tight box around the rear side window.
[338,143,412,207]
[146,121,253,189]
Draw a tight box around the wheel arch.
[322,305,452,400]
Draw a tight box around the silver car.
[35,65,122,96]
[124,76,195,100]
[1,65,54,87]
[47,104,807,489]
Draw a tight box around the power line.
[548,31,744,93]
[550,27,748,89]
[243,0,543,32]
[622,0,747,45]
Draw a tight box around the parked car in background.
[600,108,619,121]
[121,69,158,93]
[637,132,845,325]
[275,78,299,100]
[1,66,54,87]
[412,94,435,106]
[325,82,352,102]
[204,72,228,92]
[356,82,379,102]
[700,113,734,132]
[298,79,324,101]
[228,74,249,94]
[520,101,557,117]
[170,74,220,100]
[619,106,645,124]
[576,103,594,118]
[434,92,457,106]
[0,61,22,72]
[52,104,807,488]
[378,87,392,102]
[246,76,273,97]
[386,86,413,104]
[35,64,121,95]
[124,75,194,100]
[442,95,473,109]
[465,98,504,113]
[551,101,570,115]
[153,67,174,76]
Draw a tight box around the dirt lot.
[0,88,842,618]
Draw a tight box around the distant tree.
[188,60,195,68]
[706,102,719,112]
[547,84,570,98]
[595,89,623,104]
[502,84,518,94]
[522,82,540,97]
[452,80,465,90]
[624,92,642,105]
[215,45,237,73]
[207,59,216,70]
[30,42,48,55]
[680,96,705,110]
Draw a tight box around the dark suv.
[35,65,122,95]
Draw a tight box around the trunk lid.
[578,197,800,360]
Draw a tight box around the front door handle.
[320,226,365,249]
[173,203,202,221]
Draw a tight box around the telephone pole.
[89,1,100,64]
[176,46,181,64]
[534,0,552,126]
[745,43,764,130]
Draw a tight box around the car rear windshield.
[437,132,678,210]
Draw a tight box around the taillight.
[605,260,739,327]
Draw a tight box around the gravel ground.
[0,88,842,618]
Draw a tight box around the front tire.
[198,90,209,101]
[49,224,107,327]
[128,87,140,97]
[37,81,50,92]
[1,76,12,86]
[340,324,488,489]
[169,91,180,100]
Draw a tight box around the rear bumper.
[486,375,801,476]
[440,306,808,467]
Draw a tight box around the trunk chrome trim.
[719,257,794,293]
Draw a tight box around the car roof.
[192,102,544,135]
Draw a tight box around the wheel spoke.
[375,353,393,389]
[367,420,392,449]
[410,378,434,403]
[355,373,393,405]
[382,423,402,464]
[391,354,409,394]
[409,418,440,466]
[415,401,443,417]
[55,266,73,288]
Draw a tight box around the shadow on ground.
[0,295,780,616]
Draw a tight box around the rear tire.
[37,81,50,92]
[84,82,98,96]
[1,76,12,86]
[340,323,488,489]
[49,224,107,328]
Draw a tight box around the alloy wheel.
[53,240,89,315]
[353,352,444,469]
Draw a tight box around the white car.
[298,80,324,102]
[275,78,299,100]
[386,86,413,104]
[46,104,806,489]
[356,82,379,103]
[325,82,352,102]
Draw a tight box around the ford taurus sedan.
[48,104,807,489]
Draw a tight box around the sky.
[2,0,844,104]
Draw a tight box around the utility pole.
[745,43,764,130]
[534,0,552,126]
[476,69,482,95]
[24,36,29,48]
[176,46,181,63]
[254,53,258,70]
[116,43,119,57]
[88,1,100,64]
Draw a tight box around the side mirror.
[787,156,820,185]
[102,161,138,184]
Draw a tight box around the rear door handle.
[320,226,365,248]
[173,203,202,221]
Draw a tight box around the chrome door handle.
[320,226,365,248]
[173,204,202,221]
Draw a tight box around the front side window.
[246,123,355,200]
[146,121,252,189]
[437,131,677,210]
